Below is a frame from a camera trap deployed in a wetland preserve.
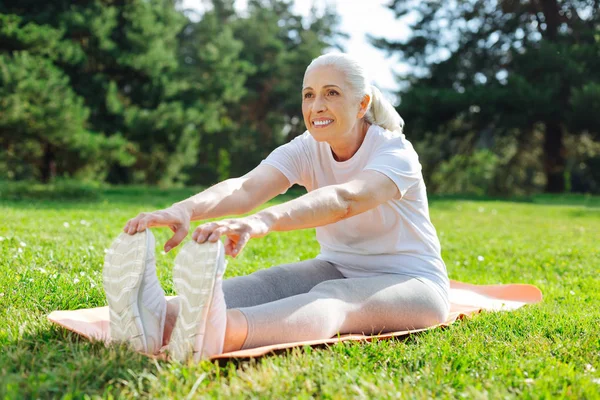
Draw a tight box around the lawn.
[1,187,599,398]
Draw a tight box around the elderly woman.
[103,53,450,362]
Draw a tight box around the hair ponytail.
[365,85,404,133]
[305,53,405,134]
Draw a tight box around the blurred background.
[1,0,599,196]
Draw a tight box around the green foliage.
[175,7,254,184]
[570,82,600,134]
[376,0,600,194]
[213,0,345,177]
[430,150,500,196]
[217,148,232,182]
[0,0,343,186]
[123,102,203,185]
[0,13,84,64]
[0,189,599,397]
[0,51,132,182]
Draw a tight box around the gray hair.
[304,53,404,132]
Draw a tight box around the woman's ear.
[357,94,371,118]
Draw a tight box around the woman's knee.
[433,302,450,325]
[412,296,449,328]
[421,307,447,327]
[310,276,448,331]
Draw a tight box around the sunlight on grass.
[0,189,599,398]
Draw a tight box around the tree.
[174,3,254,184]
[0,0,346,185]
[0,1,195,184]
[0,13,131,182]
[374,0,600,193]
[172,0,345,182]
[223,0,345,177]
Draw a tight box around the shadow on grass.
[0,322,191,398]
[1,186,308,211]
[428,193,600,209]
[3,184,599,210]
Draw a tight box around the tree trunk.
[41,143,56,183]
[539,0,565,193]
[543,120,565,193]
[538,0,560,40]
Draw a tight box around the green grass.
[1,187,599,398]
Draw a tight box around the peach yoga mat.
[47,280,542,361]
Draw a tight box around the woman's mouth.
[312,119,333,128]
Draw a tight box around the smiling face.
[302,65,369,145]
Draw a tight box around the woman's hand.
[124,205,192,252]
[191,216,271,257]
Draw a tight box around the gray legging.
[222,259,449,350]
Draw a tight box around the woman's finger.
[193,222,217,243]
[232,232,251,257]
[192,224,208,242]
[127,217,140,235]
[131,215,148,234]
[128,220,138,235]
[164,225,188,253]
[137,216,152,231]
[208,226,229,242]
[224,237,235,256]
[124,215,141,234]
[145,210,172,227]
[138,212,166,231]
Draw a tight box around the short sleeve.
[260,133,311,189]
[364,138,422,199]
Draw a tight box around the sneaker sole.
[102,230,149,353]
[169,240,222,362]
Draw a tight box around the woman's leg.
[222,258,345,308]
[220,258,345,351]
[163,259,344,347]
[234,274,449,350]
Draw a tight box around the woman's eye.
[327,90,339,96]
[303,93,313,99]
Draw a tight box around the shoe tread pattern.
[102,231,148,353]
[169,240,221,362]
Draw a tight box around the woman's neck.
[330,120,371,162]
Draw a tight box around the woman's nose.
[312,96,326,113]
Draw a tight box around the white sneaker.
[168,239,227,362]
[103,229,167,354]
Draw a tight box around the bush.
[430,150,500,196]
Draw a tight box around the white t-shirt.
[260,124,449,303]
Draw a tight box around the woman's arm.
[256,170,399,231]
[193,170,399,256]
[124,164,289,252]
[174,164,290,220]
